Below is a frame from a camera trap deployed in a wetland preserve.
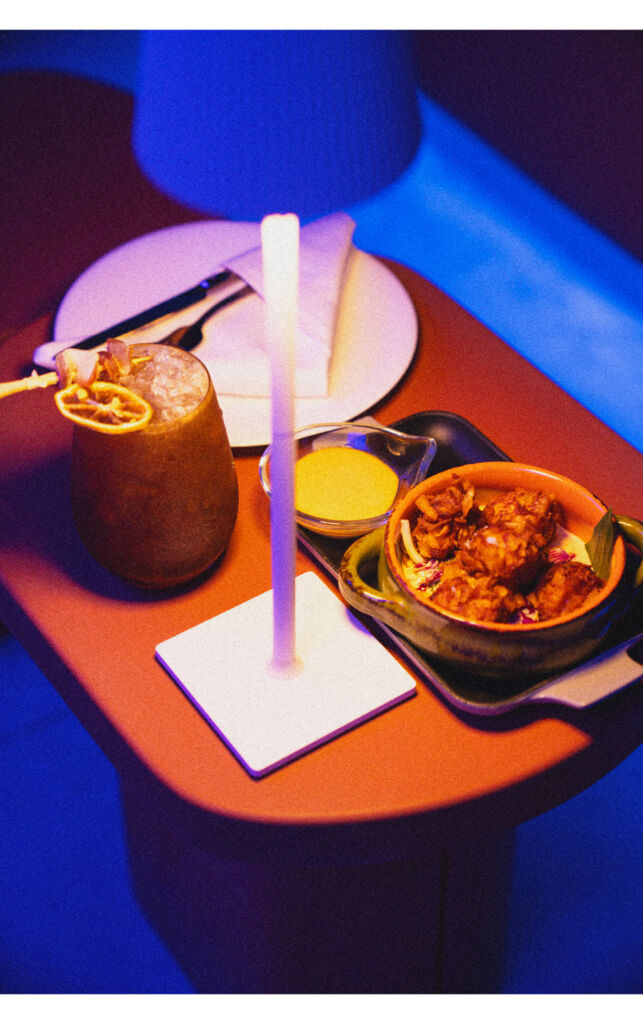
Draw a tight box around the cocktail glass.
[70,343,238,588]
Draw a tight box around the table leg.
[120,781,513,993]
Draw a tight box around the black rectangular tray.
[296,411,642,715]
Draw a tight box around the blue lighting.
[132,30,421,223]
[0,31,641,994]
[348,93,643,452]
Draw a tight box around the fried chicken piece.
[412,476,475,559]
[481,488,562,546]
[527,561,602,621]
[456,488,563,589]
[429,561,527,623]
[456,523,547,590]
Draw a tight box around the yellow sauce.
[295,446,399,522]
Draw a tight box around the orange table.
[4,67,641,994]
[1,260,642,991]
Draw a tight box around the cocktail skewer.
[0,339,138,402]
[0,370,59,399]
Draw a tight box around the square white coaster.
[156,571,416,777]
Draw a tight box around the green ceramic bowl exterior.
[339,464,643,680]
[616,515,643,587]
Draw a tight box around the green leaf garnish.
[586,508,615,582]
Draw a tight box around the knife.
[64,269,239,351]
[47,266,240,347]
[32,270,249,369]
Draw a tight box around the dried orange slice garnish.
[54,381,153,434]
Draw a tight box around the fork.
[1,284,255,400]
[31,282,253,369]
[161,283,253,351]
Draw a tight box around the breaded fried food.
[430,561,527,623]
[481,488,562,545]
[456,488,562,589]
[413,475,475,559]
[527,561,602,621]
[456,523,546,589]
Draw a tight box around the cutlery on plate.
[32,277,252,368]
[3,283,255,400]
[160,284,252,351]
[69,269,238,349]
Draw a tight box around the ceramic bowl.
[339,462,643,680]
[259,421,437,538]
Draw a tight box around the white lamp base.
[156,571,416,778]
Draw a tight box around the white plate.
[53,220,418,448]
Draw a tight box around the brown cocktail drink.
[70,343,238,588]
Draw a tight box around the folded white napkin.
[33,212,356,398]
[199,211,355,397]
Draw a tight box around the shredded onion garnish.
[547,546,574,564]
[413,562,443,590]
[401,518,425,564]
[400,519,444,592]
